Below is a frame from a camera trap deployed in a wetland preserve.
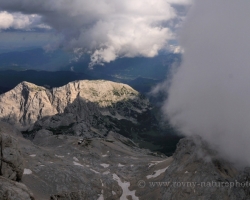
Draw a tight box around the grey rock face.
[0,80,150,131]
[161,137,250,200]
[33,129,53,146]
[0,80,161,153]
[0,82,56,130]
[0,121,23,137]
[50,191,95,200]
[0,123,34,200]
[0,176,34,200]
[0,132,23,181]
[2,115,250,200]
[17,127,169,200]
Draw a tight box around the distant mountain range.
[63,52,181,81]
[0,70,93,94]
[0,48,72,71]
[0,47,181,79]
[0,47,181,97]
[0,70,162,96]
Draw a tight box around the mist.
[163,0,250,166]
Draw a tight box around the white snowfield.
[112,173,139,200]
[146,166,169,179]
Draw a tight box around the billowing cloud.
[0,11,13,29]
[0,11,45,30]
[162,0,250,167]
[0,0,191,66]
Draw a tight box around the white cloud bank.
[0,0,191,66]
[163,0,250,167]
[0,11,46,30]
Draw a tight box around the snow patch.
[23,169,32,175]
[73,157,79,161]
[118,163,125,167]
[100,163,110,168]
[90,168,99,174]
[29,154,36,157]
[55,154,64,158]
[112,174,139,200]
[97,179,104,200]
[146,166,169,179]
[101,151,109,157]
[103,170,110,175]
[73,161,84,167]
[148,159,168,168]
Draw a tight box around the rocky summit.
[0,80,249,200]
[0,80,150,134]
[0,80,174,155]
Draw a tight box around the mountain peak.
[0,80,150,130]
[15,81,46,92]
[53,79,141,107]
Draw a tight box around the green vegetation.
[90,88,99,96]
[112,89,121,96]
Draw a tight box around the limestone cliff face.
[0,80,150,131]
[0,82,54,130]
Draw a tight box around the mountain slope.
[1,120,250,200]
[0,80,180,155]
[0,80,150,132]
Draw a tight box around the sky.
[161,0,250,167]
[0,0,191,66]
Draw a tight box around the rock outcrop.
[161,137,250,200]
[0,80,150,132]
[50,191,94,200]
[0,176,34,200]
[0,131,23,181]
[0,123,34,200]
[0,80,169,154]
